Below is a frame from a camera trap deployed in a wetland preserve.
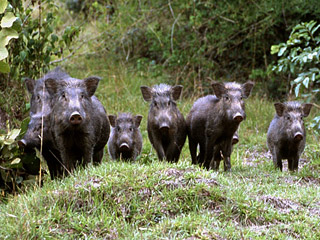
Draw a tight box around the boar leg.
[93,148,104,165]
[189,137,198,165]
[271,148,283,171]
[289,156,299,171]
[221,141,232,171]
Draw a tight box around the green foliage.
[86,0,320,93]
[0,0,18,73]
[0,119,40,197]
[8,0,80,81]
[271,20,320,133]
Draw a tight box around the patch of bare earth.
[260,195,300,214]
[159,168,220,190]
[242,148,311,173]
[260,195,320,219]
[242,148,270,167]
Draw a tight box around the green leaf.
[278,46,287,56]
[0,47,8,60]
[1,12,17,28]
[0,28,19,47]
[303,77,309,88]
[311,24,320,35]
[0,60,10,73]
[8,129,20,141]
[0,0,7,14]
[306,20,316,32]
[20,117,30,136]
[294,83,300,97]
[20,50,27,61]
[11,158,21,165]
[270,45,279,55]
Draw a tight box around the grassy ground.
[1,53,320,239]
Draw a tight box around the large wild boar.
[267,101,313,171]
[45,76,110,174]
[140,84,187,162]
[19,67,69,179]
[186,81,254,171]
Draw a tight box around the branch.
[50,35,102,65]
[171,13,181,53]
[312,103,320,109]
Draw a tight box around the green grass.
[1,53,319,239]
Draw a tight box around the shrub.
[271,20,320,133]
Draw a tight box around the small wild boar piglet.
[45,76,110,174]
[186,81,254,171]
[19,67,70,179]
[108,113,143,161]
[141,84,187,163]
[267,101,313,171]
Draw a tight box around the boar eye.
[117,126,121,131]
[36,95,41,101]
[168,101,171,106]
[80,93,84,99]
[154,102,158,107]
[286,116,291,120]
[129,127,133,132]
[225,96,229,101]
[62,92,66,99]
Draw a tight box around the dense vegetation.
[0,1,319,238]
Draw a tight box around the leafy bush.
[0,0,18,74]
[0,119,41,197]
[85,0,320,94]
[271,20,320,133]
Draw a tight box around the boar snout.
[294,132,303,142]
[69,111,82,125]
[18,139,27,148]
[233,112,244,123]
[120,142,130,151]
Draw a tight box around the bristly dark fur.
[224,82,242,91]
[152,84,172,96]
[284,101,303,112]
[117,112,134,123]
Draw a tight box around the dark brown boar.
[140,84,187,162]
[107,112,143,161]
[186,81,254,171]
[19,67,69,179]
[267,101,313,171]
[45,76,110,174]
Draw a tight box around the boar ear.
[108,115,117,127]
[134,115,143,127]
[211,82,226,99]
[302,103,313,117]
[25,78,35,94]
[242,81,254,98]
[171,85,183,101]
[45,78,59,95]
[84,76,101,97]
[140,86,153,102]
[274,102,286,117]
